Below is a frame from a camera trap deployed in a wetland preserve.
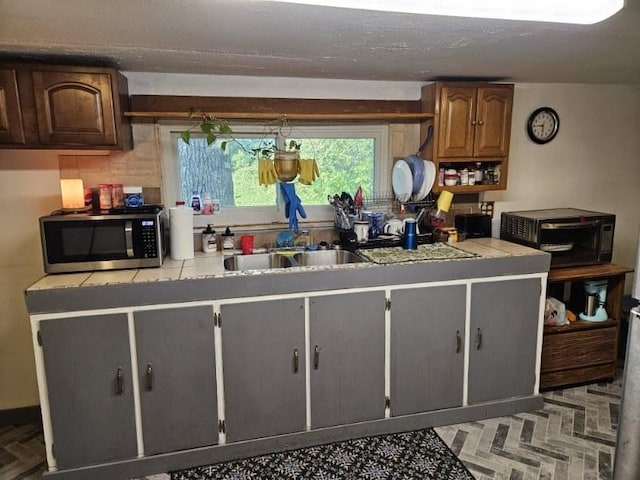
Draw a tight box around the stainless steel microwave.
[500,208,615,269]
[40,207,168,273]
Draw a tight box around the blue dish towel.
[280,182,306,233]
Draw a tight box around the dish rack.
[331,192,435,230]
[363,192,435,214]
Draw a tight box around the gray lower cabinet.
[134,306,218,455]
[309,291,386,428]
[221,298,306,442]
[390,285,467,415]
[39,314,137,469]
[468,278,542,403]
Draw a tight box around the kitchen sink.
[223,250,368,271]
[293,250,367,267]
[223,253,294,271]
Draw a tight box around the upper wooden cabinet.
[421,82,514,193]
[0,64,132,150]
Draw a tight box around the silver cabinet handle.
[456,330,462,353]
[146,362,153,391]
[116,366,124,395]
[314,345,320,370]
[476,327,483,350]
[478,120,484,125]
[293,348,299,373]
[471,120,476,125]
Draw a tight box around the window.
[159,123,389,227]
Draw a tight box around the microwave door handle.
[125,221,134,258]
[541,220,600,230]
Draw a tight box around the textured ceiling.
[1,0,639,84]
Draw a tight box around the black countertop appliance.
[455,213,492,239]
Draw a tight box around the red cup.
[240,235,254,255]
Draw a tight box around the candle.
[60,179,85,210]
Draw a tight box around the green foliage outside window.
[177,135,375,207]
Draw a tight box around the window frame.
[158,122,390,228]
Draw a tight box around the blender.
[579,279,608,321]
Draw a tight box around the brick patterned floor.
[1,377,621,480]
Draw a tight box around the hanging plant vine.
[180,108,234,150]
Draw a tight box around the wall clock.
[527,107,559,144]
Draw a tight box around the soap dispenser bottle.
[221,227,235,254]
[202,224,217,253]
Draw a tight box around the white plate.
[392,159,413,203]
[412,160,436,201]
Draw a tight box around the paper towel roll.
[170,204,194,260]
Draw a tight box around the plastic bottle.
[221,227,235,254]
[201,224,217,253]
[190,191,202,214]
[474,162,483,184]
[202,192,213,215]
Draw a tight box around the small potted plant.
[254,140,301,182]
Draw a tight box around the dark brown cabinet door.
[32,69,119,146]
[0,69,26,144]
[474,86,513,157]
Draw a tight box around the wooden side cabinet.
[421,81,513,193]
[541,263,633,390]
[0,64,132,150]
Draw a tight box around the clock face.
[527,107,559,144]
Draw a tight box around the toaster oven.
[500,208,615,268]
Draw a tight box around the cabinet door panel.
[0,69,25,144]
[222,299,306,442]
[40,314,137,469]
[469,278,541,403]
[438,86,476,157]
[310,291,385,428]
[391,285,466,415]
[32,70,117,146]
[135,306,217,455]
[474,86,513,157]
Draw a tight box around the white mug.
[353,221,369,243]
[383,219,404,235]
[384,218,420,236]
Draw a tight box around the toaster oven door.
[539,220,602,267]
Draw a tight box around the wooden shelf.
[548,263,633,283]
[544,318,617,334]
[124,111,434,122]
[432,183,503,194]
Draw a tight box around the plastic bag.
[544,297,568,326]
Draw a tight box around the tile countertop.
[27,238,546,291]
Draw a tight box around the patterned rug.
[170,428,475,479]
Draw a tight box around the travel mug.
[403,219,417,250]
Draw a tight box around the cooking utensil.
[402,125,434,196]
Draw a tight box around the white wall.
[486,83,640,272]
[0,151,61,409]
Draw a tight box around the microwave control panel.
[140,220,158,258]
